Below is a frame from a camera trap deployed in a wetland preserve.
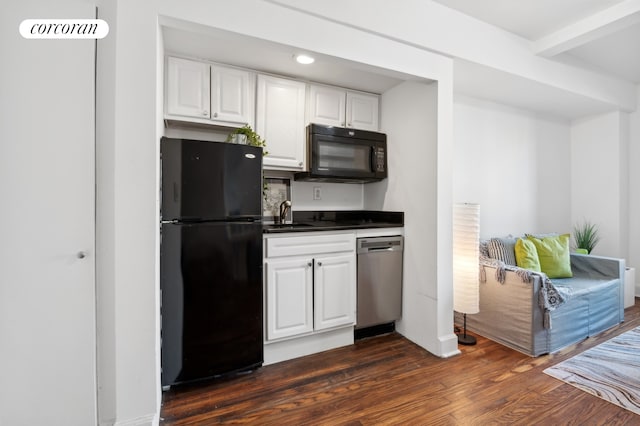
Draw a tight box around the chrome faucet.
[279,200,291,224]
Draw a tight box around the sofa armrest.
[570,253,625,280]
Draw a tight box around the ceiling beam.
[534,0,640,57]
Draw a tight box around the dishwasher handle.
[357,236,403,254]
[368,246,394,252]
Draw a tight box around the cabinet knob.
[77,251,87,259]
[213,112,218,118]
[202,110,208,116]
[317,261,322,267]
[298,161,303,167]
[307,262,312,267]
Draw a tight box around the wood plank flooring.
[161,300,640,425]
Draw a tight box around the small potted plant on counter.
[573,220,600,254]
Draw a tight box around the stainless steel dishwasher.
[356,235,404,330]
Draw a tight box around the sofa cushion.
[527,234,573,278]
[515,238,541,272]
[487,236,517,265]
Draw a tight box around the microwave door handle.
[370,146,376,173]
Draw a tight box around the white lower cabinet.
[264,232,356,364]
[265,257,313,341]
[313,253,356,331]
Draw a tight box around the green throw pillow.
[526,233,572,278]
[515,238,541,272]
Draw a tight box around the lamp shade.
[453,203,480,314]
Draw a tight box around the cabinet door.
[308,85,346,127]
[346,91,379,131]
[166,57,210,119]
[257,75,306,170]
[265,258,314,341]
[211,65,254,126]
[314,253,357,331]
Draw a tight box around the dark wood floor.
[161,300,640,425]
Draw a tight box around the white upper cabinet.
[308,84,380,131]
[257,74,306,170]
[307,85,347,127]
[165,56,254,128]
[166,57,210,119]
[210,65,254,125]
[346,91,380,131]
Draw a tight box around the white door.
[265,258,314,340]
[0,2,96,425]
[314,254,357,331]
[166,56,211,119]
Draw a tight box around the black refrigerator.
[160,137,263,387]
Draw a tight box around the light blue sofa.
[455,253,625,356]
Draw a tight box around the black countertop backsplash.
[263,210,404,233]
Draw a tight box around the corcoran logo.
[19,19,109,39]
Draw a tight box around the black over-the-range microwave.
[294,124,388,183]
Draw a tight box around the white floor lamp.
[453,203,480,345]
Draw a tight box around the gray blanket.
[480,259,565,328]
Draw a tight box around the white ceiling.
[434,0,640,85]
[566,23,640,83]
[433,0,626,40]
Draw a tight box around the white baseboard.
[264,326,354,365]
[112,413,157,426]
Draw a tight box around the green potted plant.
[226,125,267,154]
[573,220,600,254]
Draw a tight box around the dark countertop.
[263,210,404,234]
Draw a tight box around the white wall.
[365,80,458,357]
[629,85,640,294]
[453,96,572,239]
[292,181,363,210]
[570,111,630,257]
[96,1,161,425]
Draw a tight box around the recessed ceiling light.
[295,54,315,65]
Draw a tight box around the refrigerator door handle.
[173,182,179,202]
